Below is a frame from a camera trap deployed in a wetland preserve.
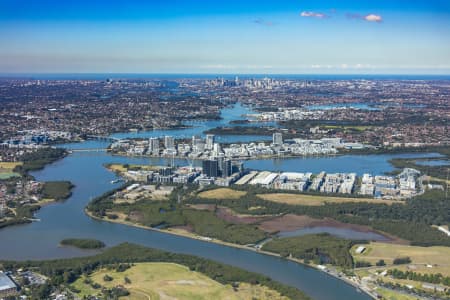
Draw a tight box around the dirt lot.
[198,188,247,200]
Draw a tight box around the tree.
[376,259,386,266]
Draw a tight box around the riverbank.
[84,209,378,299]
[0,181,74,230]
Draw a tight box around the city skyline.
[1,0,450,74]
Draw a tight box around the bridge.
[71,148,108,152]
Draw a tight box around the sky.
[0,0,449,74]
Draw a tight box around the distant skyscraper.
[206,134,215,150]
[164,136,175,150]
[273,132,283,145]
[212,143,221,157]
[202,159,218,178]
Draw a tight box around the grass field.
[0,162,22,179]
[198,188,247,200]
[375,288,419,300]
[72,262,289,300]
[352,242,450,276]
[257,193,403,206]
[322,125,372,132]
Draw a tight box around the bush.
[376,259,386,266]
[103,274,113,282]
[393,257,412,265]
[355,261,372,268]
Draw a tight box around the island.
[60,238,106,249]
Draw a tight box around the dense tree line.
[0,243,309,300]
[14,147,67,174]
[388,269,450,287]
[90,195,267,245]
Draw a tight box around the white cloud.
[300,11,328,19]
[364,14,382,22]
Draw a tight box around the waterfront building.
[164,136,175,150]
[149,137,160,155]
[273,132,283,145]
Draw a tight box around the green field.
[375,288,420,300]
[352,242,450,276]
[0,161,22,179]
[72,262,289,300]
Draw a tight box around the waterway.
[110,103,274,143]
[0,103,443,300]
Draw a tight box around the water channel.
[0,103,442,300]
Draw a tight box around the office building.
[219,158,232,178]
[202,159,219,178]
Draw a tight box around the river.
[0,103,443,300]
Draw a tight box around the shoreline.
[84,208,378,299]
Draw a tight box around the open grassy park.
[257,193,403,206]
[352,242,450,276]
[72,262,289,300]
[0,161,22,179]
[198,188,247,200]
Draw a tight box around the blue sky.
[0,0,449,74]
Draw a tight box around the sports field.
[0,162,22,179]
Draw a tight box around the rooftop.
[0,272,17,291]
